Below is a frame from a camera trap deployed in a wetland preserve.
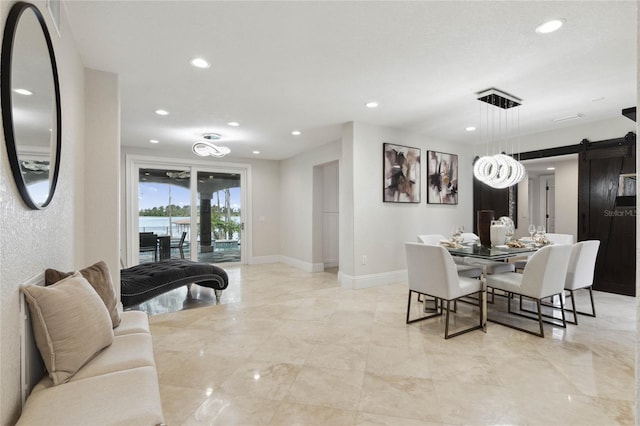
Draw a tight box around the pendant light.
[473,88,525,189]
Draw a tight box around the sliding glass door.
[129,157,247,266]
[195,171,242,263]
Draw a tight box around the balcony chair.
[139,232,158,262]
[485,244,572,337]
[171,231,188,259]
[405,242,484,339]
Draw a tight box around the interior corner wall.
[346,122,475,287]
[280,140,341,271]
[0,1,85,423]
[84,69,121,295]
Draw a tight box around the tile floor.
[145,263,635,425]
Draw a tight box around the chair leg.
[406,290,442,324]
[536,299,544,338]
[444,300,451,338]
[588,287,596,317]
[568,290,579,325]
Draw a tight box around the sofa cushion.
[70,333,156,381]
[16,366,165,426]
[22,273,114,385]
[45,261,121,328]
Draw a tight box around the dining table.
[445,241,540,331]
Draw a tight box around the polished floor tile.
[146,263,636,425]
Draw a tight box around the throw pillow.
[45,261,121,328]
[22,272,114,385]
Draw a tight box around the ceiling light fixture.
[190,57,210,68]
[149,139,159,144]
[14,88,33,95]
[466,126,476,132]
[536,18,565,34]
[473,88,525,189]
[547,167,556,170]
[155,109,169,116]
[291,130,301,136]
[365,101,379,108]
[227,121,240,127]
[192,133,230,158]
[252,150,260,155]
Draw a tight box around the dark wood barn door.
[578,142,636,296]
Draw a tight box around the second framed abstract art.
[427,150,458,204]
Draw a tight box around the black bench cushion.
[120,260,228,307]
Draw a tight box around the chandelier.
[192,133,230,158]
[473,88,525,189]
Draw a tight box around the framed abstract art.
[427,150,458,204]
[383,143,421,203]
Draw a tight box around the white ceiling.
[63,1,637,161]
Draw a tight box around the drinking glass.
[528,224,536,239]
[537,225,546,235]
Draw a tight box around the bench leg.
[214,289,223,302]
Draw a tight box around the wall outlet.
[361,255,367,265]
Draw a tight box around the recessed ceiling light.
[155,109,169,116]
[149,139,159,144]
[190,57,210,68]
[466,126,476,132]
[591,96,606,102]
[546,167,556,171]
[536,18,565,34]
[291,130,301,136]
[227,122,240,127]
[14,88,33,95]
[365,101,379,108]
[252,150,260,155]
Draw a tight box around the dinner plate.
[519,237,533,243]
[494,245,508,249]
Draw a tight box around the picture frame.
[427,150,458,204]
[383,143,421,203]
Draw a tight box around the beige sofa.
[16,310,164,425]
[17,262,164,425]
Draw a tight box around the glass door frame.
[125,154,251,267]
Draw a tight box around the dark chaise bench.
[120,259,228,308]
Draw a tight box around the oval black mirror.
[1,2,61,210]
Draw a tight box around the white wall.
[517,116,635,152]
[0,1,85,423]
[280,140,341,271]
[554,158,578,239]
[84,69,121,297]
[343,122,475,288]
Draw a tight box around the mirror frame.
[1,1,62,210]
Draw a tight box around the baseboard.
[249,255,281,265]
[280,256,324,272]
[340,269,407,289]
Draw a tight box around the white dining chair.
[514,233,574,271]
[417,234,482,278]
[562,240,600,324]
[485,244,572,337]
[405,242,484,339]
